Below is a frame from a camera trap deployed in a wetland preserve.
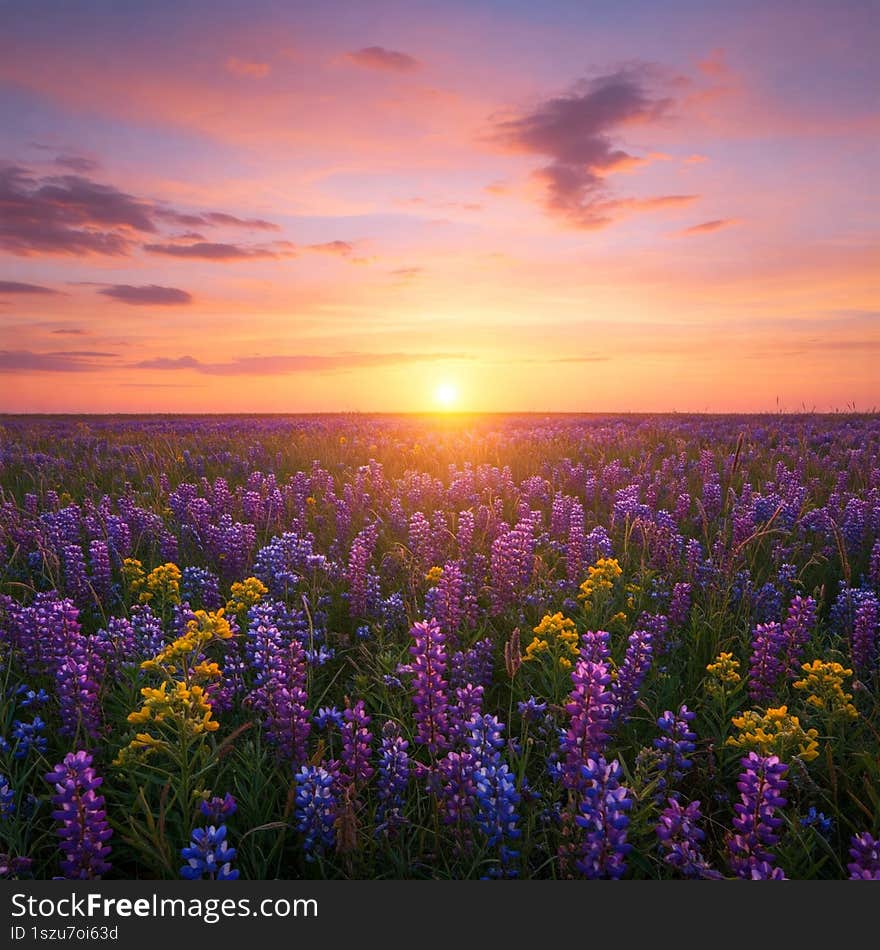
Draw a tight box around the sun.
[433,381,459,410]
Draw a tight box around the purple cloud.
[133,351,467,375]
[0,163,283,257]
[50,328,87,335]
[493,68,689,228]
[154,209,280,231]
[0,349,116,372]
[0,280,59,295]
[142,241,287,261]
[98,284,193,306]
[346,46,420,72]
[55,155,100,173]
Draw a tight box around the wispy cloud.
[0,280,59,295]
[0,349,117,373]
[346,46,420,72]
[98,284,193,306]
[133,351,467,375]
[677,218,738,236]
[225,57,270,79]
[142,241,291,261]
[308,240,354,256]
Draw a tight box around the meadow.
[0,413,878,880]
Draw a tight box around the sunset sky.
[1,0,878,412]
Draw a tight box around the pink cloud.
[346,46,420,72]
[225,57,270,79]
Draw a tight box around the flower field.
[1,413,879,880]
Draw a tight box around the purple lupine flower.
[566,501,587,587]
[653,705,697,800]
[449,637,494,689]
[728,752,788,880]
[63,544,90,606]
[655,798,721,879]
[851,597,878,672]
[847,832,880,880]
[612,627,654,718]
[490,517,537,614]
[748,621,787,703]
[465,713,506,766]
[434,749,477,831]
[668,582,692,628]
[781,594,816,677]
[180,825,238,880]
[88,540,112,604]
[449,684,484,741]
[341,698,374,787]
[347,522,379,618]
[518,696,548,721]
[0,855,33,879]
[432,560,466,636]
[45,751,112,879]
[560,659,616,790]
[575,756,633,880]
[248,632,311,764]
[376,722,410,836]
[579,628,611,664]
[294,764,339,860]
[409,618,450,753]
[200,793,238,824]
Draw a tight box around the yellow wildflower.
[727,706,819,762]
[706,652,742,693]
[425,566,444,584]
[137,562,182,607]
[226,576,267,614]
[793,660,857,721]
[578,557,622,610]
[524,612,579,669]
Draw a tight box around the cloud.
[308,240,353,255]
[0,162,282,257]
[678,218,738,236]
[50,328,86,335]
[55,154,100,173]
[142,241,288,261]
[493,67,690,228]
[133,351,466,375]
[0,280,59,295]
[346,46,420,72]
[98,284,193,306]
[0,349,116,372]
[225,57,270,79]
[154,209,279,231]
[390,267,423,278]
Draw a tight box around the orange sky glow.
[1,0,878,412]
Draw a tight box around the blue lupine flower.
[294,765,338,860]
[517,696,548,721]
[800,807,833,836]
[11,718,47,759]
[314,706,344,730]
[180,825,239,880]
[575,756,633,880]
[0,775,14,818]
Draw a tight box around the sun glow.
[433,381,459,410]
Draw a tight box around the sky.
[0,0,878,412]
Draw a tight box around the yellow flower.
[523,636,549,661]
[727,706,819,762]
[578,558,622,610]
[137,562,182,607]
[706,652,742,693]
[425,566,444,584]
[306,496,317,507]
[226,576,268,614]
[793,660,857,721]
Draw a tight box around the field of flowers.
[1,413,879,880]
